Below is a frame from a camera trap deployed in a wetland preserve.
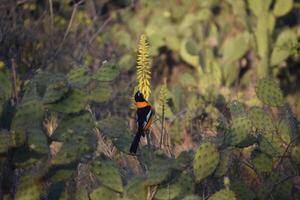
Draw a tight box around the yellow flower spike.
[0,61,5,70]
[159,81,168,110]
[136,34,151,100]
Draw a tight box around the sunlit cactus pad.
[193,142,220,182]
[230,116,252,146]
[208,189,236,200]
[255,78,284,107]
[248,106,275,132]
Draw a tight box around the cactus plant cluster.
[0,0,299,199]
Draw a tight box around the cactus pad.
[230,116,252,146]
[248,107,275,132]
[15,177,42,200]
[255,78,284,107]
[48,89,87,113]
[93,63,120,82]
[251,152,273,172]
[214,150,231,177]
[90,187,119,200]
[91,158,123,193]
[208,189,236,200]
[291,145,300,164]
[228,100,245,118]
[193,142,220,182]
[155,171,194,200]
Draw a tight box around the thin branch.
[48,0,54,31]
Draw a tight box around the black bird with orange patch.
[130,91,155,154]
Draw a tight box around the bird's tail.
[130,130,143,154]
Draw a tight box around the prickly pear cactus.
[90,186,119,200]
[277,119,292,144]
[155,171,195,200]
[251,151,273,172]
[255,78,284,107]
[208,188,236,200]
[15,176,43,200]
[48,89,87,113]
[248,107,275,132]
[291,145,300,164]
[91,157,123,193]
[126,177,147,200]
[214,149,231,177]
[230,116,252,146]
[193,142,220,182]
[228,100,245,118]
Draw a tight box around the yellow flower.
[0,61,4,70]
[136,34,151,100]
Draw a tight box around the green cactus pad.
[221,32,250,63]
[51,142,80,165]
[144,166,171,186]
[273,0,293,17]
[277,119,292,144]
[75,188,89,200]
[193,142,220,182]
[11,98,44,146]
[97,116,129,139]
[15,179,42,200]
[41,75,69,104]
[67,66,91,88]
[155,171,194,200]
[291,145,300,164]
[90,186,119,200]
[50,169,75,183]
[48,89,87,113]
[51,113,94,142]
[91,158,123,193]
[248,0,272,17]
[251,152,273,172]
[208,189,236,200]
[87,83,112,103]
[255,78,284,107]
[126,177,147,200]
[271,29,298,66]
[214,150,231,177]
[228,100,245,118]
[183,195,200,200]
[171,151,192,171]
[248,107,275,132]
[230,181,255,200]
[180,39,199,68]
[230,116,252,146]
[27,128,49,154]
[92,63,120,82]
[259,133,285,157]
[0,130,13,154]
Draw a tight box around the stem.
[160,104,165,148]
[11,59,18,103]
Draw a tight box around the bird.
[129,91,155,155]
